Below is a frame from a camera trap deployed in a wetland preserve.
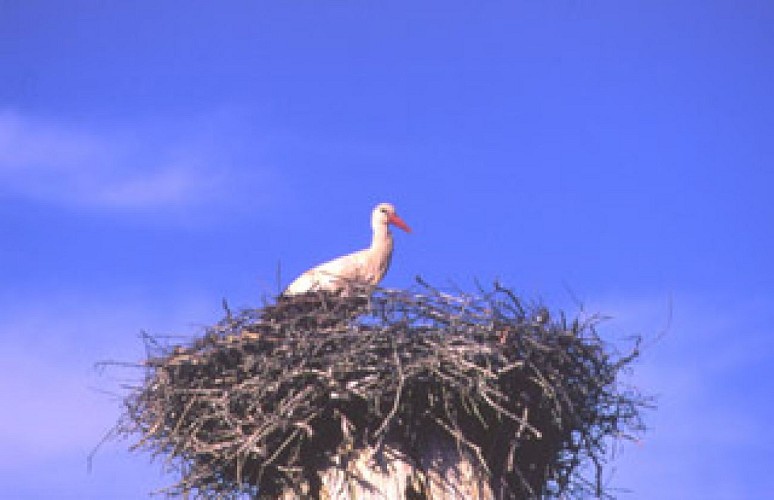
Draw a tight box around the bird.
[283,202,411,296]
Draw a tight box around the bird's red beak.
[389,214,411,233]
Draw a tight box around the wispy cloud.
[0,109,277,213]
[590,293,774,498]
[0,291,222,495]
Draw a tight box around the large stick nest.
[115,282,648,498]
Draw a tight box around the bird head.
[373,202,411,233]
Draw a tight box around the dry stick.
[478,390,542,440]
[431,416,491,477]
[374,337,405,438]
[113,286,647,498]
[515,406,531,440]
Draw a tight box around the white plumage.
[284,203,411,296]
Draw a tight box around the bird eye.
[380,207,389,214]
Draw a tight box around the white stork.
[283,202,411,296]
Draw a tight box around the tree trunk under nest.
[281,435,493,500]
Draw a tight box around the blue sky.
[1,1,772,498]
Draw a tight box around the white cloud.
[0,291,217,462]
[0,109,273,212]
[0,291,225,496]
[590,293,774,499]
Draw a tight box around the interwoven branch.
[114,282,648,498]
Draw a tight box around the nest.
[115,282,648,498]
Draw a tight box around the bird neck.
[370,224,394,255]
